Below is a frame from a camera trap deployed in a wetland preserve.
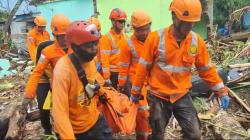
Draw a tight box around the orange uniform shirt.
[52,55,100,139]
[27,27,50,62]
[118,35,144,87]
[24,41,67,99]
[132,26,227,103]
[99,28,126,79]
[119,34,149,107]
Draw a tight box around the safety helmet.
[34,15,47,26]
[66,20,101,46]
[51,14,70,35]
[169,0,202,22]
[88,17,101,31]
[109,8,127,20]
[131,10,151,28]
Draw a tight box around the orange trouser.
[135,85,151,140]
[136,109,151,140]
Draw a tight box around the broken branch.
[228,88,250,112]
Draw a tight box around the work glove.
[85,83,99,99]
[22,98,33,108]
[104,79,112,87]
[219,95,230,110]
[130,94,143,103]
[96,62,102,72]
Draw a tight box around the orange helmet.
[34,15,47,26]
[131,10,151,28]
[66,21,101,46]
[169,0,202,22]
[88,17,101,31]
[109,8,127,20]
[51,14,70,35]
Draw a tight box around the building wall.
[10,22,27,35]
[96,0,208,39]
[10,21,28,49]
[37,0,94,35]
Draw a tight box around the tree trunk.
[3,0,24,39]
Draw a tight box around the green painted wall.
[36,0,207,39]
[96,0,172,34]
[96,0,207,39]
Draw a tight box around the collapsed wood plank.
[228,88,250,113]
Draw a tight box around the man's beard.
[77,49,97,62]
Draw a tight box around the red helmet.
[66,20,101,46]
[109,8,127,20]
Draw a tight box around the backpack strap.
[36,40,54,64]
[68,54,89,96]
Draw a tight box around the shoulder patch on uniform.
[190,45,198,55]
[28,37,33,43]
[38,54,45,64]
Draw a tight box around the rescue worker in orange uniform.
[52,21,112,139]
[88,17,102,71]
[118,10,152,140]
[23,14,70,135]
[25,17,51,131]
[99,8,127,89]
[131,0,230,139]
[27,15,50,62]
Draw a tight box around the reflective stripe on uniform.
[197,61,212,71]
[158,64,191,72]
[132,85,141,92]
[157,29,197,73]
[110,65,119,69]
[107,33,120,54]
[211,82,225,91]
[101,49,111,54]
[138,105,149,110]
[118,75,128,81]
[139,57,152,68]
[120,62,129,67]
[111,49,120,54]
[103,67,110,72]
[127,38,139,62]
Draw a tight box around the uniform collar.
[35,26,46,35]
[131,34,144,45]
[109,28,124,39]
[54,40,67,54]
[168,25,192,41]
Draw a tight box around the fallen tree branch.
[228,88,250,112]
[229,63,250,68]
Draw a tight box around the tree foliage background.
[214,0,250,27]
